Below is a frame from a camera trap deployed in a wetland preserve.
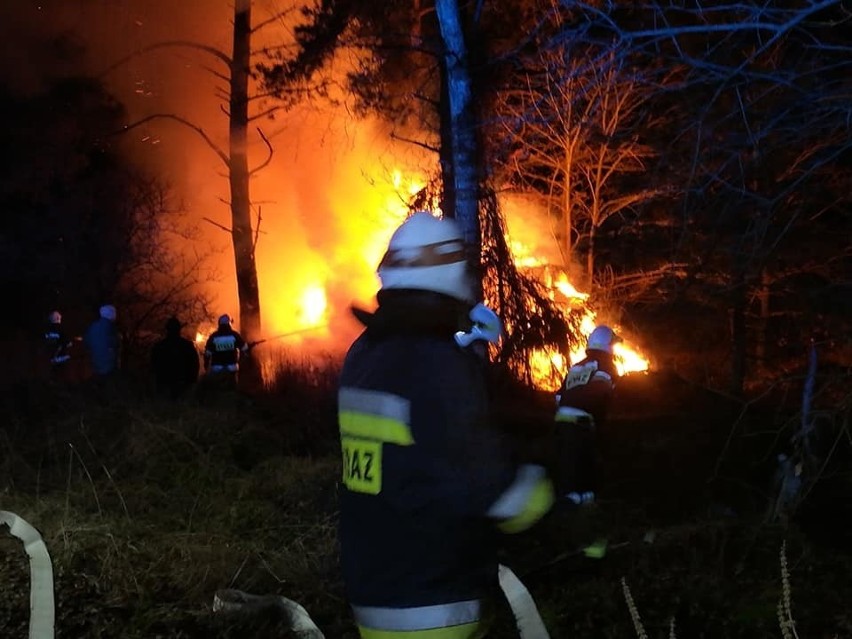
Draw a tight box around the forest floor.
[1,366,851,638]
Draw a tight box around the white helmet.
[99,305,117,321]
[587,325,618,353]
[377,211,474,303]
[49,310,62,324]
[218,314,231,326]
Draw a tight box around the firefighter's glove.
[454,303,503,348]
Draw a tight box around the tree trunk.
[230,0,261,339]
[563,148,572,268]
[438,61,456,221]
[435,0,481,259]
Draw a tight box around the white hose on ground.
[0,511,55,639]
[498,563,550,639]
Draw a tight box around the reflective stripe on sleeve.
[339,388,414,445]
[487,465,555,533]
[352,600,481,632]
[554,406,593,423]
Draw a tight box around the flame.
[508,249,650,390]
[299,284,328,326]
[254,159,425,349]
[250,169,649,389]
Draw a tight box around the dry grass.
[0,377,351,637]
[3,370,851,638]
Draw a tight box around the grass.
[2,369,851,638]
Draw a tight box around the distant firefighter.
[553,325,620,504]
[84,304,120,377]
[43,310,73,371]
[151,316,199,399]
[203,314,249,378]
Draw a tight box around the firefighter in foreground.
[553,325,619,505]
[203,314,249,387]
[338,212,555,638]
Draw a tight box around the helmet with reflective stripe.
[377,211,474,303]
[49,310,62,324]
[587,325,618,353]
[218,314,232,326]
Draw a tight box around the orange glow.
[105,0,648,385]
[299,284,328,326]
[501,198,651,391]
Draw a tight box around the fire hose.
[0,508,548,638]
[213,566,549,639]
[0,511,55,639]
[247,324,328,350]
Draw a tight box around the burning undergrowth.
[478,188,585,387]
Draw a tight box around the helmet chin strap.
[454,303,503,348]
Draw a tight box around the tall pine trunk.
[230,0,261,339]
[435,0,481,266]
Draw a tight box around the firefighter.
[553,325,619,504]
[151,316,200,399]
[203,314,249,385]
[43,310,73,374]
[84,304,120,378]
[338,211,555,639]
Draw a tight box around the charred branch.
[249,128,274,176]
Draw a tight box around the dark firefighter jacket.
[152,333,199,398]
[557,349,617,427]
[44,322,72,365]
[338,290,554,636]
[552,349,617,496]
[204,328,247,371]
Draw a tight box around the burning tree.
[102,0,307,340]
[258,0,588,382]
[491,0,851,392]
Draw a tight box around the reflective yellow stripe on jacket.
[339,388,414,495]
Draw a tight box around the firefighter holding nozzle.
[203,314,250,388]
[337,212,556,638]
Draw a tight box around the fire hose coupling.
[454,303,504,348]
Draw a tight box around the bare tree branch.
[203,216,232,233]
[389,131,440,153]
[251,7,298,34]
[117,114,230,168]
[248,105,287,122]
[99,40,231,78]
[249,127,274,176]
